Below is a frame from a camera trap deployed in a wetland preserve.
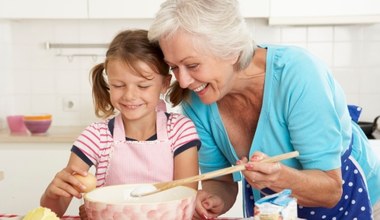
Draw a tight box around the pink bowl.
[84,184,197,220]
[24,120,52,134]
[6,115,28,133]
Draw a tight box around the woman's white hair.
[148,0,256,70]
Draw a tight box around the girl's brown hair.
[91,29,169,118]
[167,81,190,107]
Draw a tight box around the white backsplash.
[0,19,379,128]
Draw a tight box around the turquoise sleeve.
[273,49,347,170]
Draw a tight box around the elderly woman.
[149,0,380,219]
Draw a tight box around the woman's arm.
[274,166,342,207]
[242,153,342,208]
[40,153,90,217]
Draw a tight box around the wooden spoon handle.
[155,151,299,190]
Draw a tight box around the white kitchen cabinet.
[0,0,269,20]
[0,143,82,216]
[0,0,87,19]
[237,0,270,18]
[88,0,269,19]
[269,0,380,25]
[88,0,164,19]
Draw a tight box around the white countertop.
[369,139,380,157]
[369,139,380,146]
[0,126,85,143]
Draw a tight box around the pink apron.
[103,111,173,186]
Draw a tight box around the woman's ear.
[229,53,240,65]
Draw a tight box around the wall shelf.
[45,42,108,49]
[45,42,108,61]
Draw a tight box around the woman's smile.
[193,83,208,93]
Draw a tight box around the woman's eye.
[188,64,199,70]
[112,85,123,88]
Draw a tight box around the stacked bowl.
[23,114,52,135]
[6,115,28,134]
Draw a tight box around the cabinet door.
[88,0,270,19]
[88,0,165,19]
[239,0,270,18]
[269,0,380,25]
[0,0,87,19]
[0,143,82,215]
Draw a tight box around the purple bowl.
[24,120,52,134]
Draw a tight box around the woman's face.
[107,59,169,121]
[159,31,238,104]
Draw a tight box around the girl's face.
[159,31,238,104]
[107,59,170,122]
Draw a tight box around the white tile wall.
[0,19,380,128]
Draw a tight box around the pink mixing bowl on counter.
[84,184,197,220]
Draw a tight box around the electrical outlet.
[63,97,79,112]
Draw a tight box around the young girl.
[40,29,201,218]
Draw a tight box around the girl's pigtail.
[91,63,114,118]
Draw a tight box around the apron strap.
[114,114,125,142]
[243,178,254,217]
[156,110,169,141]
[347,105,362,123]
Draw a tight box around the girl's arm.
[40,153,90,217]
[173,146,199,190]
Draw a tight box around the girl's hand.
[239,152,282,190]
[79,204,88,220]
[192,190,224,219]
[43,167,89,200]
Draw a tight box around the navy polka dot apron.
[243,143,373,219]
[243,105,373,219]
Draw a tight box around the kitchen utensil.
[131,151,299,197]
[358,115,380,138]
[84,184,196,220]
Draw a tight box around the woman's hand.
[239,152,282,190]
[192,190,225,219]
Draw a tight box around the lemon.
[23,207,59,220]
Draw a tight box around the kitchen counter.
[0,130,85,215]
[0,126,85,143]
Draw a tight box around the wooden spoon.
[130,151,299,197]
